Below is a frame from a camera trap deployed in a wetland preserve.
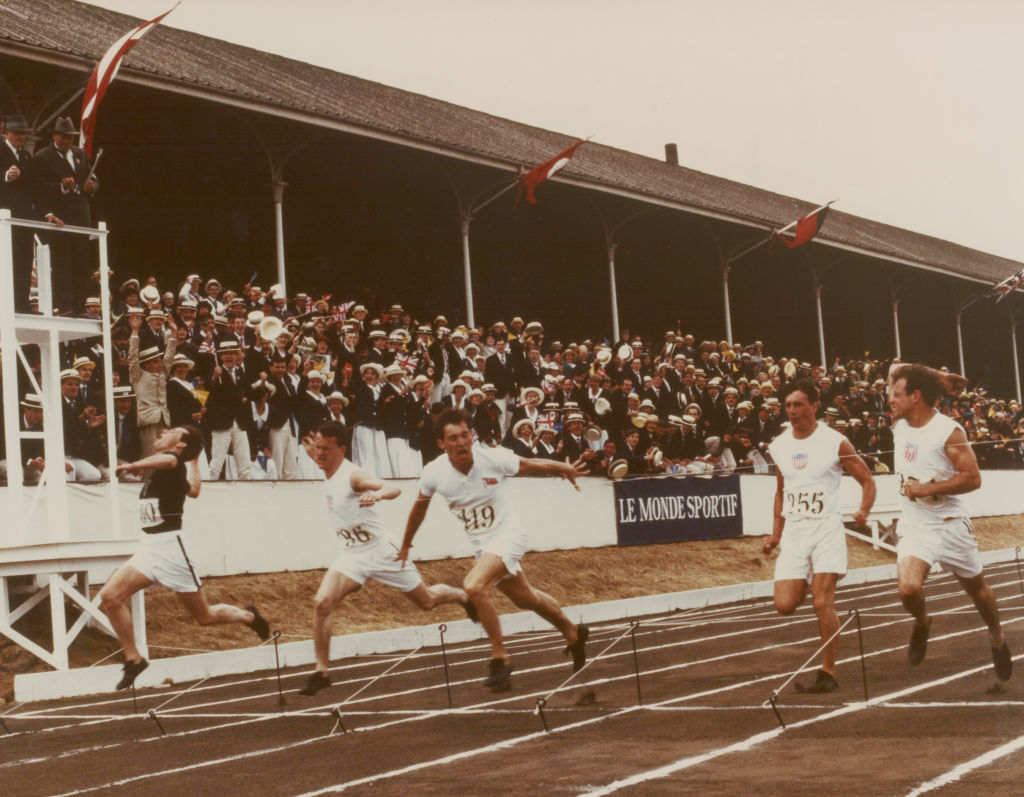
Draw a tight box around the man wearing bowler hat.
[31,116,98,313]
[0,114,38,312]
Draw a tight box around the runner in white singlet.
[296,421,474,698]
[398,408,589,690]
[888,363,1011,681]
[763,380,876,693]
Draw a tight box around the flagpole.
[724,199,837,267]
[471,179,518,215]
[1010,312,1022,403]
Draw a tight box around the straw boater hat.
[512,418,535,438]
[138,346,162,364]
[217,340,240,354]
[326,391,349,407]
[520,386,543,403]
[171,353,195,372]
[305,371,325,383]
[564,412,586,425]
[594,396,612,416]
[250,379,276,396]
[359,362,384,378]
[20,393,43,409]
[59,368,82,382]
[595,347,612,365]
[409,374,430,388]
[608,459,628,480]
[524,321,543,336]
[72,356,95,371]
[246,311,265,328]
[112,386,135,400]
[383,363,405,380]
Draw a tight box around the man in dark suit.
[484,337,517,435]
[516,345,545,389]
[204,341,252,479]
[31,117,97,313]
[111,386,142,466]
[0,114,39,312]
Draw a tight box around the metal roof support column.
[460,215,475,329]
[954,307,966,377]
[607,241,620,343]
[1010,311,1022,403]
[814,277,827,369]
[721,261,733,344]
[884,271,903,360]
[272,178,287,297]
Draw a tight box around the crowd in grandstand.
[2,269,1024,486]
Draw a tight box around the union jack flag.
[987,267,1024,303]
[536,411,558,431]
[395,352,419,374]
[199,338,216,356]
[332,300,356,321]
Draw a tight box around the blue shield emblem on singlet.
[793,453,807,470]
[904,443,918,463]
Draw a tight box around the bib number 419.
[457,506,495,532]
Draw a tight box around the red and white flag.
[514,139,586,207]
[79,4,178,156]
[772,204,832,249]
[987,266,1024,303]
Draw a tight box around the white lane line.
[584,664,995,797]
[903,733,1024,796]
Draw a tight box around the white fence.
[2,471,1023,582]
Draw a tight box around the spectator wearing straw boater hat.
[205,339,252,480]
[264,354,300,479]
[0,114,38,312]
[380,363,421,477]
[60,368,104,482]
[484,336,518,435]
[126,310,177,459]
[111,385,142,467]
[30,116,98,312]
[167,353,204,427]
[350,362,390,478]
[246,380,279,480]
[0,393,53,485]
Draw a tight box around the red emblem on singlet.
[482,477,498,486]
[793,453,807,470]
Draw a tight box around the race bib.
[336,524,374,547]
[138,498,163,529]
[783,489,825,518]
[454,505,496,535]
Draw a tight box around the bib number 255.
[785,490,824,516]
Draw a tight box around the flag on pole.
[514,139,586,207]
[79,4,178,156]
[987,266,1024,303]
[772,205,832,249]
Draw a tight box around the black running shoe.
[483,658,513,688]
[992,641,1013,682]
[246,604,270,641]
[116,658,149,690]
[462,597,480,623]
[804,669,840,694]
[566,623,589,673]
[298,671,331,696]
[908,618,931,665]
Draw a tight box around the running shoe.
[566,623,589,673]
[246,604,270,641]
[462,597,480,623]
[116,658,149,690]
[908,618,931,665]
[992,641,1013,681]
[298,671,331,696]
[804,669,840,694]
[483,658,513,689]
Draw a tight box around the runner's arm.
[185,458,201,498]
[116,452,179,473]
[517,456,586,490]
[761,468,785,554]
[904,427,980,500]
[396,491,431,566]
[351,468,401,504]
[838,438,876,527]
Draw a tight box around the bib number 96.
[338,525,372,546]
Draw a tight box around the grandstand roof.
[1,0,1019,287]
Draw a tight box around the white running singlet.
[893,413,970,523]
[323,459,393,550]
[769,422,846,523]
[419,446,523,540]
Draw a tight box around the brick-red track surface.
[3,561,1023,796]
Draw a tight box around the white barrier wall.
[2,472,1022,581]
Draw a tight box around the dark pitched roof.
[2,0,1018,286]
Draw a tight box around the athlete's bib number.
[337,525,373,547]
[456,506,495,533]
[784,489,824,517]
[138,499,162,529]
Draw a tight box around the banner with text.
[614,474,743,545]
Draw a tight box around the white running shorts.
[774,515,848,582]
[329,540,423,592]
[897,516,983,579]
[127,532,202,593]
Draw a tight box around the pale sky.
[85,0,1024,266]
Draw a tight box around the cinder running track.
[2,561,1022,796]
